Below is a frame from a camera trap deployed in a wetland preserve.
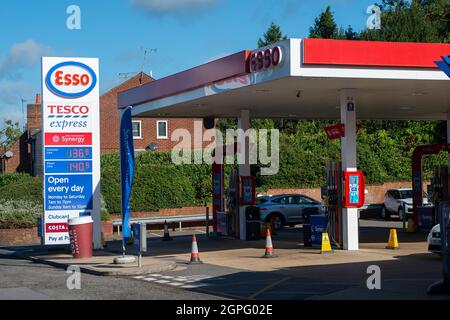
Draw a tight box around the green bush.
[0,175,43,204]
[101,152,209,213]
[0,199,42,229]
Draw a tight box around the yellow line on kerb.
[248,277,291,299]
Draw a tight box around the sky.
[0,0,379,128]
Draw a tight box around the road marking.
[181,284,203,289]
[155,280,170,284]
[133,276,146,279]
[143,277,157,281]
[168,282,183,286]
[248,277,291,299]
[161,275,174,279]
[150,233,163,237]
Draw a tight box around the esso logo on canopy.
[45,61,97,99]
[249,46,284,73]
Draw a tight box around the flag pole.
[119,106,126,257]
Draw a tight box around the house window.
[132,121,142,139]
[157,120,168,139]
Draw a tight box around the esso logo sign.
[249,46,283,73]
[45,61,97,99]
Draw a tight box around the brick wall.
[264,181,429,204]
[0,227,40,246]
[27,103,42,131]
[1,133,31,174]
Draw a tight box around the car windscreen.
[399,190,412,199]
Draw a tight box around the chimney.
[35,93,41,105]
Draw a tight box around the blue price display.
[213,173,221,195]
[45,161,92,174]
[45,147,92,160]
[349,176,359,204]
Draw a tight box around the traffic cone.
[386,229,399,249]
[320,232,333,254]
[163,220,172,241]
[188,234,202,264]
[262,228,276,258]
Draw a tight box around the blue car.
[256,194,324,229]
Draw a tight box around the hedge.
[101,152,211,213]
[0,119,447,221]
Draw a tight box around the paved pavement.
[1,219,449,300]
[0,253,221,300]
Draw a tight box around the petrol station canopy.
[118,38,450,121]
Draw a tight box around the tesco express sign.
[249,46,284,73]
[45,61,97,99]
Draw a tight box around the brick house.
[100,72,206,154]
[0,72,208,175]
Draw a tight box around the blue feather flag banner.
[120,107,135,243]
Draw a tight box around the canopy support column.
[447,113,450,170]
[238,109,250,240]
[340,89,359,250]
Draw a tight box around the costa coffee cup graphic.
[68,216,93,259]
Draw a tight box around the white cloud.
[0,39,52,79]
[0,80,30,126]
[130,0,217,16]
[0,80,30,105]
[0,40,50,127]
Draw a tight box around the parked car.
[427,224,441,255]
[381,188,428,220]
[256,194,324,230]
[256,195,272,204]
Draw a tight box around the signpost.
[41,57,101,249]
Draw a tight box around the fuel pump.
[325,162,342,247]
[431,166,449,225]
[225,169,240,237]
[428,201,450,295]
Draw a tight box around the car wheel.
[267,214,284,230]
[381,205,390,220]
[398,207,405,221]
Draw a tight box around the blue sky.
[0,0,378,128]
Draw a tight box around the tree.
[309,6,339,39]
[361,0,441,42]
[344,25,359,40]
[420,0,450,42]
[257,22,288,48]
[0,120,22,149]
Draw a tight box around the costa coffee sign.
[45,61,97,99]
[249,46,284,73]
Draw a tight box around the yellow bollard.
[320,232,333,254]
[386,229,399,249]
